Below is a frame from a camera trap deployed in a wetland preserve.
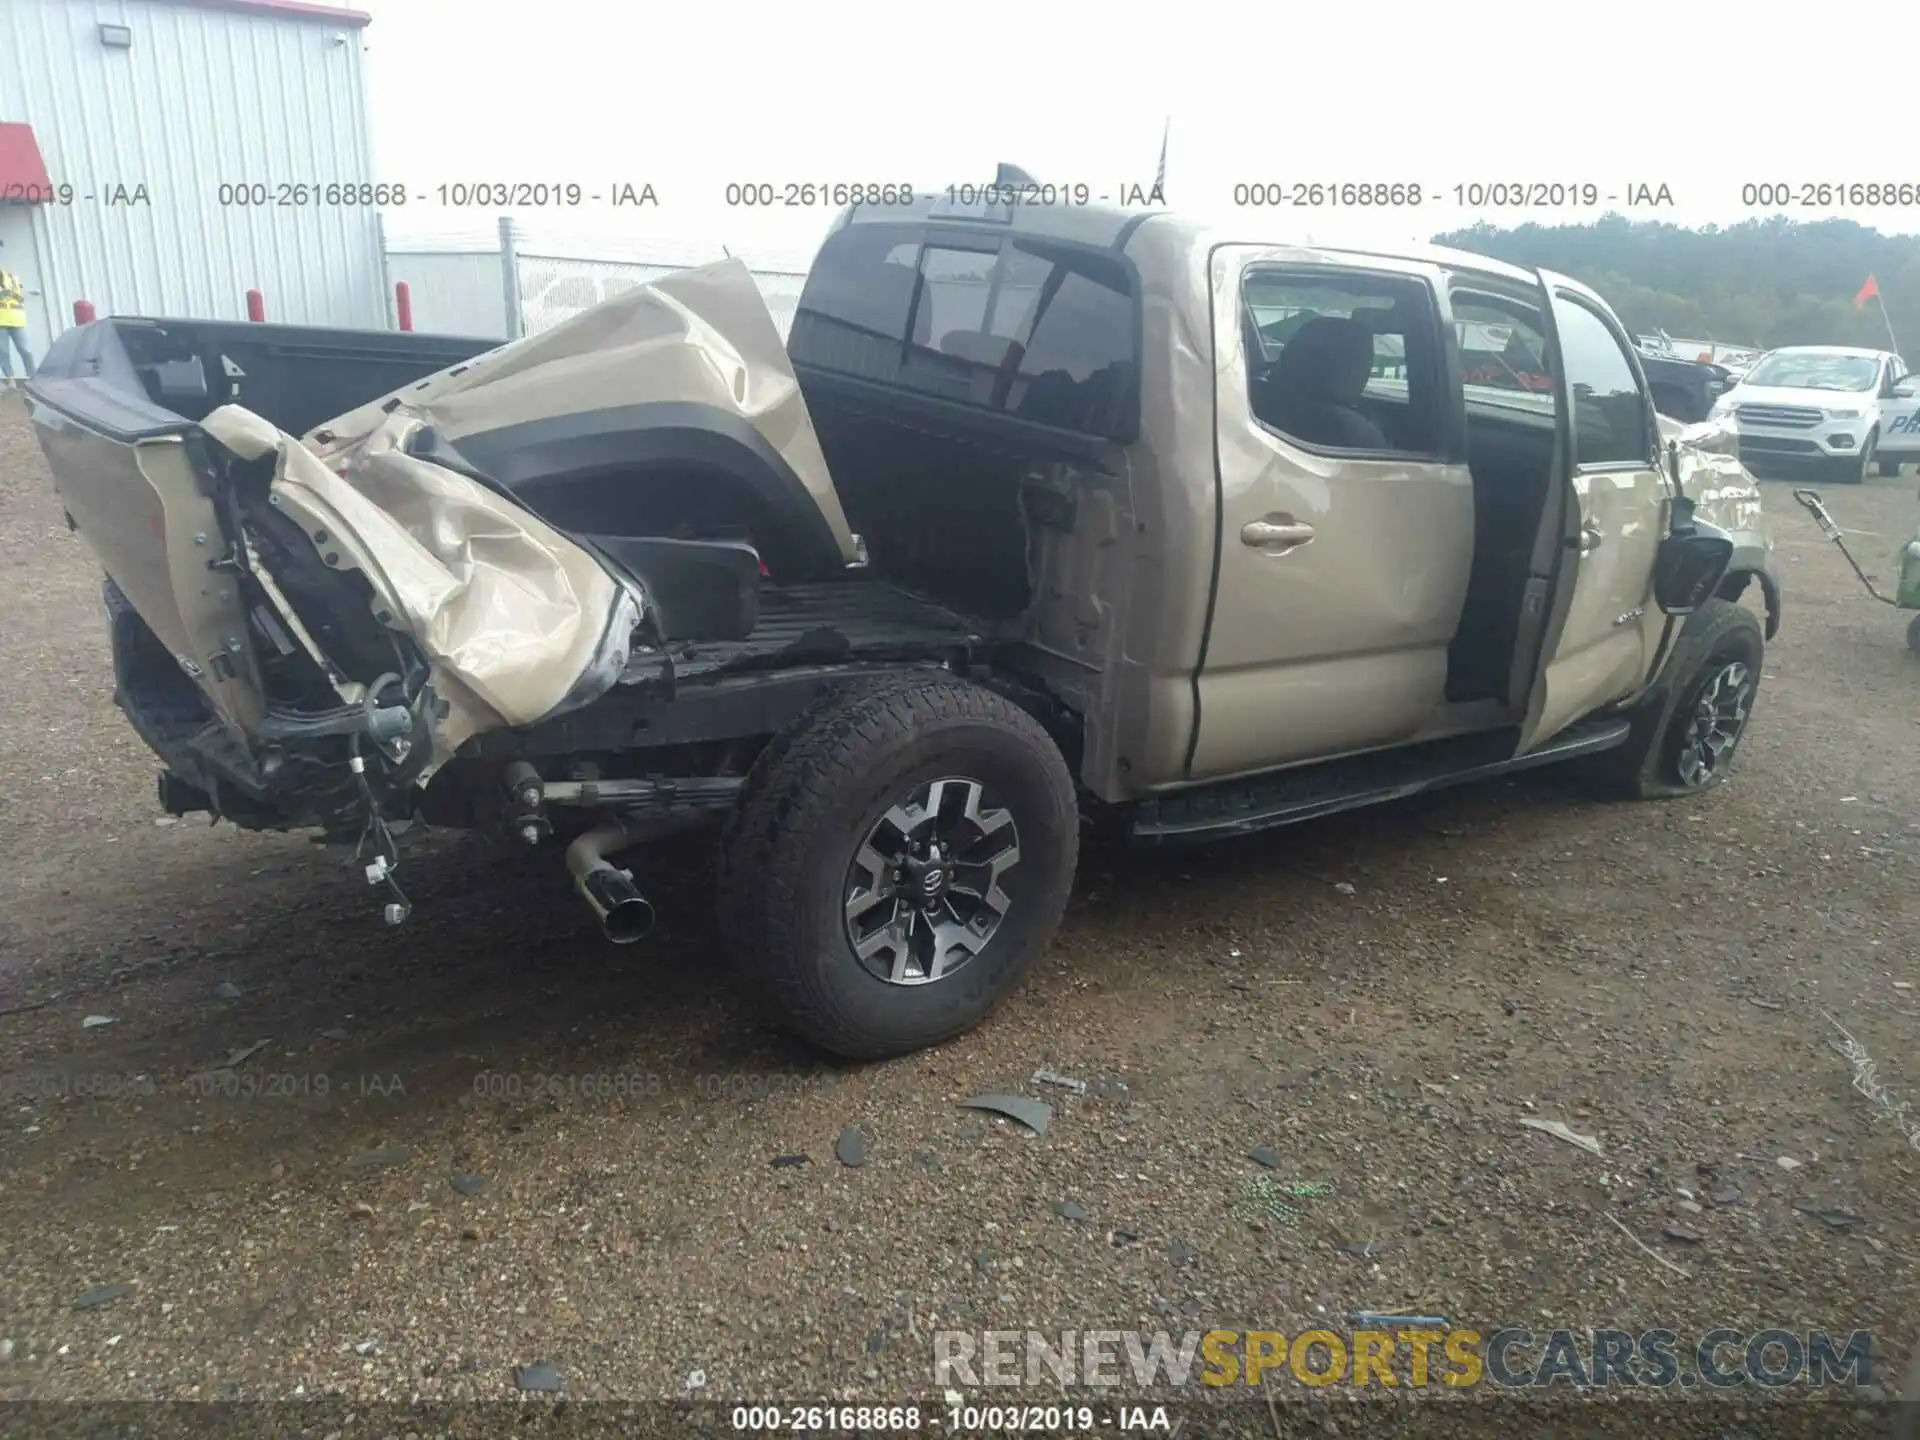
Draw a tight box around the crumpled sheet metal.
[202,404,641,773]
[307,258,858,567]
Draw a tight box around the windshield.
[1742,352,1880,391]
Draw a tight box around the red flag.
[1855,274,1881,310]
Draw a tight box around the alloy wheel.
[842,777,1021,986]
[1675,660,1753,788]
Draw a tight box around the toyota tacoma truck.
[24,181,1781,1061]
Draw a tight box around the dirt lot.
[0,391,1915,1423]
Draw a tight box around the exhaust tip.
[603,895,656,945]
[576,863,655,945]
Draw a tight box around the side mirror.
[1895,383,1917,399]
[1654,520,1735,615]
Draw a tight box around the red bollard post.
[246,289,265,322]
[394,281,413,332]
[73,299,97,324]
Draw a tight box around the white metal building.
[0,0,386,362]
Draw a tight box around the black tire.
[718,674,1078,1060]
[1879,457,1904,478]
[1907,613,1920,655]
[1588,599,1764,800]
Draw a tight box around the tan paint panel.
[33,408,264,733]
[309,259,858,567]
[1190,244,1474,782]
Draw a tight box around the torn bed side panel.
[305,258,860,569]
[202,404,642,773]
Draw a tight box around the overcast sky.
[363,0,1896,264]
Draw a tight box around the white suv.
[1709,345,1916,482]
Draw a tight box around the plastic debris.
[1517,1117,1603,1157]
[81,1016,116,1030]
[960,1094,1051,1135]
[1030,1067,1088,1095]
[73,1283,135,1311]
[1793,1204,1863,1230]
[514,1361,564,1393]
[1351,1311,1446,1327]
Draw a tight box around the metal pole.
[394,282,413,332]
[1876,292,1901,356]
[246,289,265,322]
[499,215,524,340]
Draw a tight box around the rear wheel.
[1588,599,1764,799]
[1906,613,1920,654]
[718,674,1078,1060]
[1879,457,1904,477]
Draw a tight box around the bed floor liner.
[617,580,985,685]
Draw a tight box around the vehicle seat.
[1254,317,1390,450]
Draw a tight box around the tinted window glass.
[1450,295,1555,399]
[1009,258,1136,433]
[790,228,1137,438]
[1242,271,1443,454]
[787,229,922,383]
[1550,295,1650,466]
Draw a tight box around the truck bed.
[618,580,984,685]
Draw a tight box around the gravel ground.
[0,391,1915,1428]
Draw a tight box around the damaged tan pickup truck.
[26,184,1780,1060]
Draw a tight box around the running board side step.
[1129,718,1632,844]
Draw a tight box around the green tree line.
[1431,215,1920,353]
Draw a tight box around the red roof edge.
[149,0,373,28]
[0,124,54,202]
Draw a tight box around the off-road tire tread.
[718,674,1077,1060]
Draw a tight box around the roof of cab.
[837,190,1541,289]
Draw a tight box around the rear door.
[1514,271,1669,751]
[1188,246,1475,781]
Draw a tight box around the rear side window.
[1241,270,1445,455]
[1549,294,1651,467]
[789,227,1138,439]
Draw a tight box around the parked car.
[24,183,1780,1061]
[1709,344,1915,481]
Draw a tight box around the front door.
[0,204,49,363]
[1189,245,1475,781]
[1516,271,1669,750]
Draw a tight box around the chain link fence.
[383,221,808,342]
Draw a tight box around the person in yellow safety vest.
[0,238,34,385]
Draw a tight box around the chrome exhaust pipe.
[565,822,656,944]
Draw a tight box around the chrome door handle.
[1242,518,1316,549]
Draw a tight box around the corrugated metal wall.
[384,246,509,339]
[0,0,387,347]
